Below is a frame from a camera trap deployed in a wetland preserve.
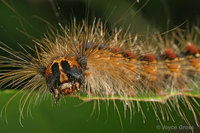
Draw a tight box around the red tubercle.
[164,48,177,59]
[185,42,198,54]
[112,47,121,53]
[145,53,156,61]
[126,51,137,59]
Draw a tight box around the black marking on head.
[61,61,71,72]
[52,63,60,75]
[47,63,60,91]
[60,60,71,81]
[45,59,86,104]
[61,60,84,83]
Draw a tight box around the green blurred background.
[0,0,200,133]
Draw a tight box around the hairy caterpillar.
[0,0,200,132]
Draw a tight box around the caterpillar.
[1,18,200,125]
[0,0,200,132]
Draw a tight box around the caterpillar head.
[44,56,87,104]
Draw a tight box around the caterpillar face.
[45,57,85,104]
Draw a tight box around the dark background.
[1,0,200,46]
[0,0,200,133]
